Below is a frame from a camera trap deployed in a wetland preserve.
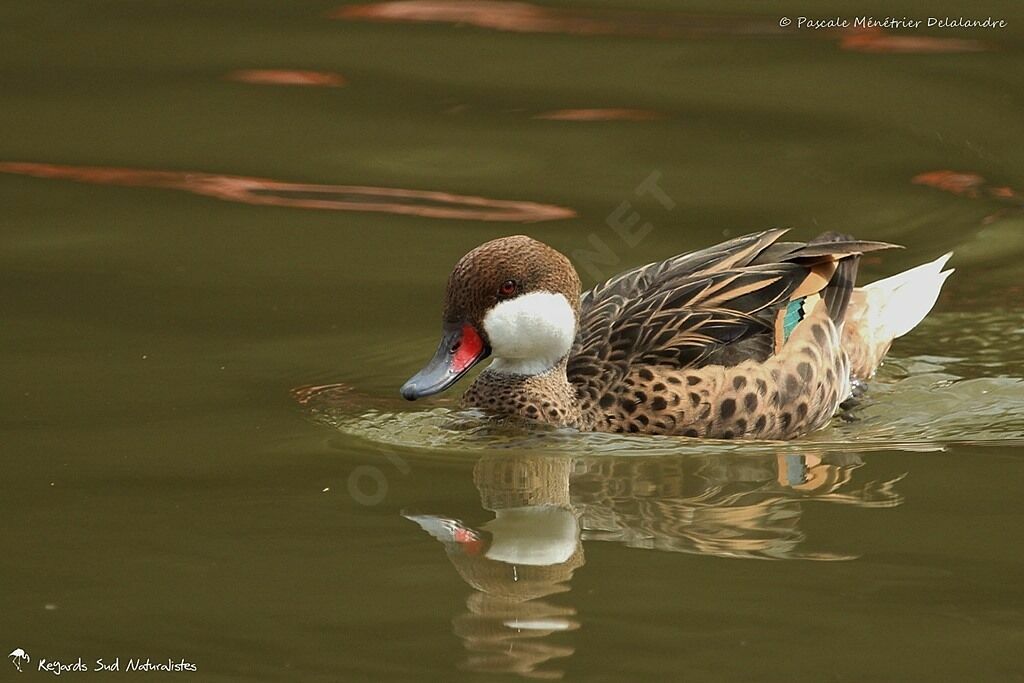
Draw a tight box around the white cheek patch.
[482,291,576,375]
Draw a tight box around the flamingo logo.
[9,648,30,672]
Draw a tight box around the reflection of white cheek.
[483,291,576,375]
[483,506,579,566]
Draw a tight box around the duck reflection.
[406,450,902,678]
[573,451,902,560]
[406,456,581,678]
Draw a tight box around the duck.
[400,230,953,440]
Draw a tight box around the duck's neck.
[461,355,581,428]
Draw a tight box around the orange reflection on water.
[226,69,348,87]
[913,170,987,198]
[334,1,625,35]
[913,170,1021,203]
[0,162,575,222]
[332,2,990,54]
[332,1,784,38]
[913,170,1023,224]
[534,108,664,121]
[838,27,984,53]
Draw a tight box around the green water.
[3,1,1024,680]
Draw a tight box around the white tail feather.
[861,253,954,339]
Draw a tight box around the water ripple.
[0,162,576,222]
[333,2,988,53]
[300,313,1024,452]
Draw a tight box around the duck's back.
[567,229,893,438]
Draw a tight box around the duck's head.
[401,235,580,400]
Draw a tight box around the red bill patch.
[452,324,484,373]
[453,525,485,556]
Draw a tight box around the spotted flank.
[401,229,953,440]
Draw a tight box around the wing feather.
[568,229,899,401]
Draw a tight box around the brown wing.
[578,229,788,310]
[567,229,896,401]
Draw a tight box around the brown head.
[401,235,581,400]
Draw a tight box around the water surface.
[2,1,1024,680]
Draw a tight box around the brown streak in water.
[331,2,989,54]
[332,1,786,39]
[333,1,631,36]
[913,170,986,198]
[534,108,665,121]
[226,69,348,87]
[913,170,1023,224]
[837,27,985,53]
[0,162,576,222]
[913,170,1023,204]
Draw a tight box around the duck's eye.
[497,279,518,298]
